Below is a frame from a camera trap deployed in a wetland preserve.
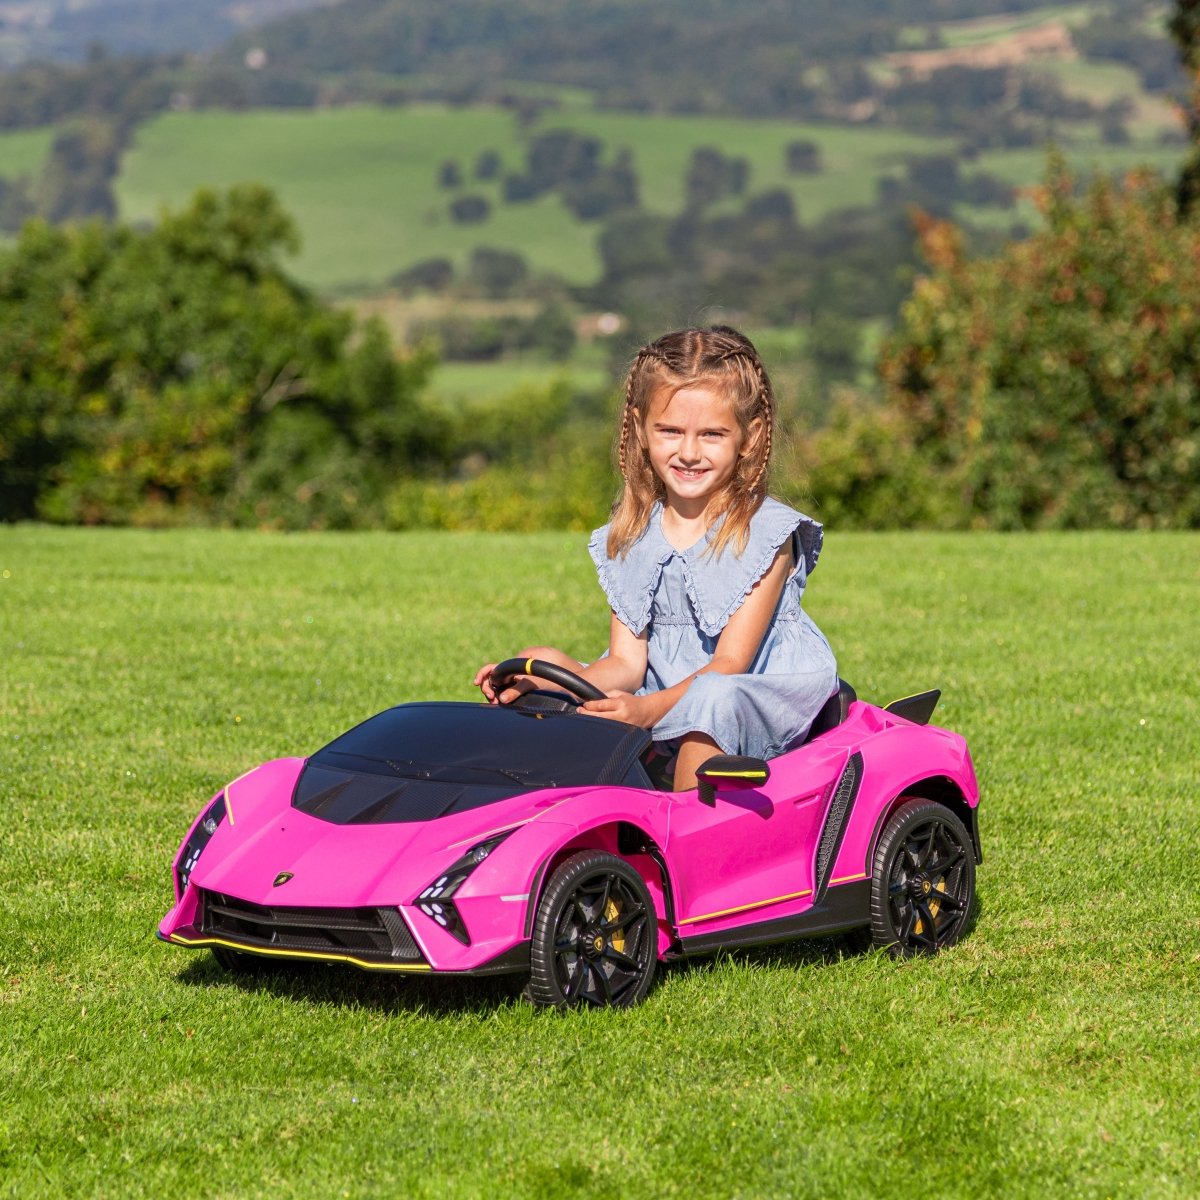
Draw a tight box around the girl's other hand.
[580,691,655,728]
[474,663,500,702]
[474,662,535,705]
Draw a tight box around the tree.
[474,148,502,180]
[872,164,1200,528]
[785,139,822,174]
[390,256,454,293]
[448,194,490,223]
[685,147,749,210]
[468,247,528,297]
[1171,0,1200,212]
[0,185,437,527]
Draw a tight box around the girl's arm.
[474,612,647,702]
[582,612,650,694]
[581,543,793,728]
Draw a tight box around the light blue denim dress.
[588,497,838,759]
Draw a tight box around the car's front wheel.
[869,799,975,957]
[527,851,657,1009]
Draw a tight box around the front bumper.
[159,887,530,975]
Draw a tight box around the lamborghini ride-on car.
[158,658,981,1008]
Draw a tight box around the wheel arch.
[879,775,982,864]
[523,820,678,950]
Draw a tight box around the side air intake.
[814,752,864,900]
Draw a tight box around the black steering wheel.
[489,657,606,704]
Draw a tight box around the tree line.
[0,184,613,531]
[2,165,1197,532]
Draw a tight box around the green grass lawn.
[2,526,1198,1196]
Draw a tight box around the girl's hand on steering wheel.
[580,691,656,728]
[474,663,534,705]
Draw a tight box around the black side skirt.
[678,880,871,957]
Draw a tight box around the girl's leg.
[673,732,722,792]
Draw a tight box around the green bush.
[806,162,1200,530]
[0,185,438,527]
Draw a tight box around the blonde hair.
[609,325,775,559]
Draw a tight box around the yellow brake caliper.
[912,877,945,936]
[604,897,625,954]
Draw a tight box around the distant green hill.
[112,102,1184,292]
[115,106,962,288]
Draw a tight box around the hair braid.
[617,349,650,478]
[749,358,773,493]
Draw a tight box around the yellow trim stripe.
[168,933,432,972]
[525,657,535,675]
[678,888,813,926]
[704,770,767,780]
[223,768,258,827]
[829,873,869,885]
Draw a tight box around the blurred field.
[0,125,54,177]
[109,101,1183,292]
[929,4,1096,46]
[116,106,599,289]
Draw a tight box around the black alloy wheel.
[870,799,975,958]
[527,851,656,1009]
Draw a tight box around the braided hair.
[607,326,776,559]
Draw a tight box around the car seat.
[798,678,857,745]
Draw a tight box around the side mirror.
[695,755,770,806]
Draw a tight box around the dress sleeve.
[789,511,824,585]
[588,524,663,636]
[683,498,823,637]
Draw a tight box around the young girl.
[475,325,837,791]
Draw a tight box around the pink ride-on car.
[158,658,980,1008]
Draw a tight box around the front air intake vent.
[201,891,423,962]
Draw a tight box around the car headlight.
[175,791,227,899]
[416,831,513,945]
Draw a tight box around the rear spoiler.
[883,689,941,726]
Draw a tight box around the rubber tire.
[527,851,657,1009]
[869,798,976,959]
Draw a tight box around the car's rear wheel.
[527,851,656,1009]
[870,799,975,957]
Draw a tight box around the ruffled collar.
[588,498,823,638]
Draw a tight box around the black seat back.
[800,678,857,745]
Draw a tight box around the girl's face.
[640,383,759,516]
